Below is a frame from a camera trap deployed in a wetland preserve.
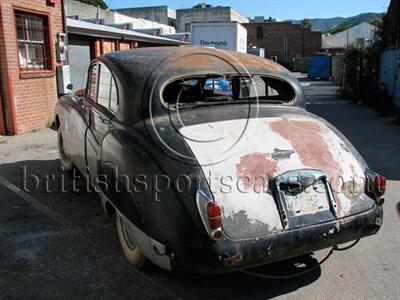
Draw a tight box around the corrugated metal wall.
[379,49,400,109]
[322,22,377,49]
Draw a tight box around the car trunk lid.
[179,113,374,239]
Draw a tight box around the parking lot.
[0,79,399,299]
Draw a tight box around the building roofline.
[176,6,231,12]
[245,21,294,25]
[66,18,188,45]
[113,5,170,11]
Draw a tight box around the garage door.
[68,36,92,94]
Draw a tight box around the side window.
[97,64,111,108]
[97,63,118,112]
[87,63,98,101]
[110,78,118,112]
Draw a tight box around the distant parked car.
[54,47,384,274]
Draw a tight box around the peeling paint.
[235,152,277,192]
[342,180,363,199]
[269,119,342,183]
[271,148,295,161]
[180,115,373,238]
[340,142,350,153]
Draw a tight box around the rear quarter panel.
[100,125,211,252]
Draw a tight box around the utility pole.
[302,24,305,57]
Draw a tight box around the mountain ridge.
[290,12,384,32]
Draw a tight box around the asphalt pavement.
[0,79,399,299]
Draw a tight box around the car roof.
[100,46,291,82]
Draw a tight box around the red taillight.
[207,201,222,230]
[375,174,386,197]
[212,230,223,240]
[365,170,386,205]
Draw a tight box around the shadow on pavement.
[0,159,321,299]
[307,95,400,181]
[143,255,321,299]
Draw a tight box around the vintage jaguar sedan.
[54,47,385,274]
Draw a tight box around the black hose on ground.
[240,239,360,280]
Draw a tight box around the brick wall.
[244,22,322,67]
[90,39,138,59]
[0,76,4,134]
[119,41,132,51]
[0,0,64,135]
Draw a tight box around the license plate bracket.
[274,169,337,230]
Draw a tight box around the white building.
[322,22,378,49]
[66,0,176,33]
[190,22,247,53]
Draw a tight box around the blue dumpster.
[308,56,331,80]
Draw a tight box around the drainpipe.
[0,4,18,135]
[61,0,69,64]
[0,76,6,135]
[5,77,18,135]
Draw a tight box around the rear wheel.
[57,129,74,171]
[116,212,146,269]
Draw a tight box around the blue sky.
[107,0,390,20]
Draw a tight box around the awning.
[67,18,189,46]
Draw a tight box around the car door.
[85,62,118,186]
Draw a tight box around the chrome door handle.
[98,116,110,124]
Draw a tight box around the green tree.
[370,17,383,28]
[193,3,213,8]
[76,0,108,9]
[301,18,312,28]
[327,22,356,34]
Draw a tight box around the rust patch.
[222,252,244,267]
[269,119,343,211]
[236,152,278,192]
[231,51,285,71]
[291,120,321,131]
[172,48,285,72]
[179,54,226,68]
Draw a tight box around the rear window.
[163,75,295,107]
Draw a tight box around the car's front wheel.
[116,212,146,269]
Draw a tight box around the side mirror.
[74,89,85,97]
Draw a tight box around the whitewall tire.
[116,212,146,269]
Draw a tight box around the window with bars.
[15,11,52,71]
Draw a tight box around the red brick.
[0,0,63,135]
[244,22,322,66]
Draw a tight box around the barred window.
[15,11,51,71]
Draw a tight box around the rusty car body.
[54,47,385,274]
